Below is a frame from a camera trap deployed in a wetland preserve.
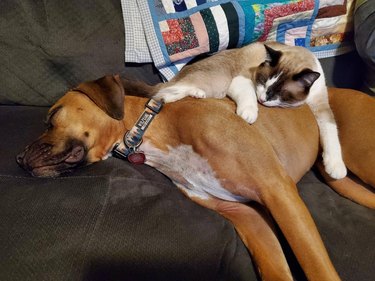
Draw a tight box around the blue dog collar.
[112,98,163,161]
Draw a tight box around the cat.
[154,41,347,180]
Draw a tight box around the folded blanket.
[122,0,355,80]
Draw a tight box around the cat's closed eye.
[256,73,267,85]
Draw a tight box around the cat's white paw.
[236,105,258,124]
[191,88,206,99]
[323,155,347,179]
[155,92,183,103]
[155,86,206,103]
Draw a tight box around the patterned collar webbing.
[112,98,163,160]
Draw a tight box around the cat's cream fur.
[155,42,347,179]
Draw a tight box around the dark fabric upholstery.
[319,51,366,92]
[0,0,161,105]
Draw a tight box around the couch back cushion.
[0,0,125,105]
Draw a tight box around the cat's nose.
[258,97,266,103]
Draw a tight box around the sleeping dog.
[17,75,375,280]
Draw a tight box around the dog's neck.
[122,96,182,153]
[119,96,165,151]
[112,97,163,162]
[122,96,150,130]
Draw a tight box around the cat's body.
[155,42,347,179]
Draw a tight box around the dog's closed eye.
[45,105,63,129]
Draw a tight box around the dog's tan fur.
[318,88,375,208]
[17,76,375,281]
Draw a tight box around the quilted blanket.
[122,0,355,80]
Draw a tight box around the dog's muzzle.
[16,139,87,177]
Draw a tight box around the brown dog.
[17,76,375,281]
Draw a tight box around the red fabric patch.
[259,0,315,41]
[162,19,184,45]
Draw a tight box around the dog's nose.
[16,151,25,165]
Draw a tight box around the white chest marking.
[141,142,248,202]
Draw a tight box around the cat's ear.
[293,69,321,89]
[264,45,282,67]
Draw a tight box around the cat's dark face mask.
[255,45,320,108]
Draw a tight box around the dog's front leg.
[260,176,341,281]
[190,196,293,281]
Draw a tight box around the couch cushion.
[0,0,126,105]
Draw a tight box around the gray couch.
[1,1,374,281]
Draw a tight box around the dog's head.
[17,75,126,177]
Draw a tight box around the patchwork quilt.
[122,0,355,80]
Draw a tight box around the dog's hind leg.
[190,196,293,281]
[316,162,375,209]
[260,176,341,281]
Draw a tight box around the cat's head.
[254,45,321,108]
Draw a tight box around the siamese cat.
[155,42,347,180]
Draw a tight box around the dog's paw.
[236,105,258,124]
[323,155,347,179]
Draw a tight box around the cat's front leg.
[228,76,258,124]
[154,84,206,103]
[318,114,347,179]
[307,89,347,180]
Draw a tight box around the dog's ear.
[74,75,125,120]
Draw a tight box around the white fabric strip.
[210,6,229,52]
[121,0,152,63]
